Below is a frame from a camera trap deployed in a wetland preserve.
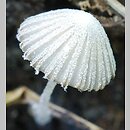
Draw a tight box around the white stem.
[40,80,56,104]
[30,80,56,125]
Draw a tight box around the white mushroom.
[16,9,116,125]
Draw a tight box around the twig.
[104,0,125,17]
[6,86,104,130]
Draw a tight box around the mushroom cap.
[17,9,116,92]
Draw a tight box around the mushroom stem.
[40,80,56,105]
[30,80,56,125]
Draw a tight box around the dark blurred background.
[6,0,125,130]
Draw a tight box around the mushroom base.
[29,80,56,125]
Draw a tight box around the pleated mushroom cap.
[17,9,116,92]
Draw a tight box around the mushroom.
[16,9,116,125]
